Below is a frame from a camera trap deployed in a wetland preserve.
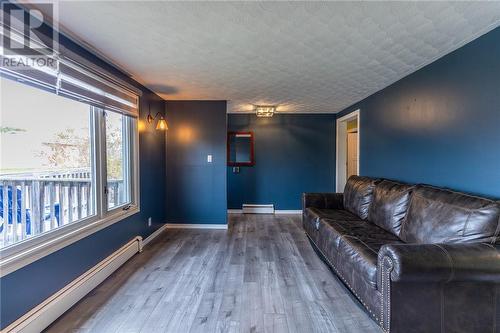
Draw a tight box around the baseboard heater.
[242,204,274,214]
[4,237,143,333]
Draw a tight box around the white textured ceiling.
[47,1,500,113]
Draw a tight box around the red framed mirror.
[227,131,255,166]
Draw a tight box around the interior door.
[347,131,358,179]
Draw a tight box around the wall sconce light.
[255,105,276,117]
[156,116,168,130]
[147,103,168,130]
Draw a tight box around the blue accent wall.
[337,27,500,198]
[0,17,167,329]
[227,114,336,210]
[165,101,227,224]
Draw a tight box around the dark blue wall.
[165,101,227,224]
[338,27,500,198]
[227,114,336,210]
[0,23,167,329]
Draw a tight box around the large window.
[0,11,141,274]
[0,77,138,250]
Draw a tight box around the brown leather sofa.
[303,176,500,333]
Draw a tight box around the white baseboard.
[227,209,302,215]
[275,210,302,214]
[165,223,228,230]
[142,223,169,247]
[4,237,142,333]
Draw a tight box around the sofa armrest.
[302,192,344,211]
[378,243,500,283]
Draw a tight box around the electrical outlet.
[148,217,152,227]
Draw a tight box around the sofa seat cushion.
[304,207,361,231]
[319,217,404,288]
[368,180,414,236]
[315,215,366,264]
[400,185,500,244]
[344,176,380,219]
[304,208,364,264]
[336,225,404,288]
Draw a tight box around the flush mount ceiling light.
[255,105,276,117]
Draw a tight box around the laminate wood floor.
[45,214,381,333]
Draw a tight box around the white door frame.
[336,109,360,192]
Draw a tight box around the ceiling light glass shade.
[255,105,275,117]
[156,117,168,130]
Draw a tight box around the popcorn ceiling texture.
[52,1,500,113]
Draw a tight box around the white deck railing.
[0,170,123,248]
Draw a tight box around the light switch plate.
[207,154,213,163]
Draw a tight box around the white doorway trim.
[336,109,360,192]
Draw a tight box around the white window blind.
[0,22,141,117]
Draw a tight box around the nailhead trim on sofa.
[305,233,381,323]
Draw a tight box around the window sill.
[0,206,140,278]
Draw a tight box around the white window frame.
[0,104,140,278]
[101,111,137,213]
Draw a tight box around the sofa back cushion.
[368,180,414,237]
[343,176,379,220]
[400,186,500,244]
